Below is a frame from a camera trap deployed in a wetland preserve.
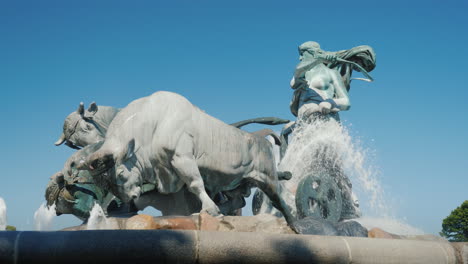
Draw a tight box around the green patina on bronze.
[46,142,132,220]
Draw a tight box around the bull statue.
[51,101,291,217]
[78,91,297,229]
[54,102,120,149]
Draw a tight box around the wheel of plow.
[296,174,342,223]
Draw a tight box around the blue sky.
[0,0,467,234]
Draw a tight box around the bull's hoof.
[292,216,339,236]
[291,217,368,237]
[336,220,368,237]
[201,206,221,217]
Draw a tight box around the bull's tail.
[277,171,292,181]
[252,128,281,146]
[231,117,292,161]
[251,129,292,181]
[230,117,290,128]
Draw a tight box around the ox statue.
[78,91,297,228]
[54,102,120,149]
[52,102,289,217]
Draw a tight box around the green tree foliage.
[5,225,16,231]
[440,200,468,242]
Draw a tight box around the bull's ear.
[55,172,65,184]
[119,139,135,161]
[50,172,64,183]
[85,102,98,118]
[125,139,135,159]
[77,102,85,116]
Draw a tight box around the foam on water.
[87,203,109,230]
[34,203,56,231]
[0,197,7,230]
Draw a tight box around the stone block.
[368,228,397,239]
[125,214,157,229]
[199,212,220,231]
[153,216,198,230]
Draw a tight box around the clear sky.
[0,0,467,234]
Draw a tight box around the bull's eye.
[116,169,126,185]
[85,123,93,130]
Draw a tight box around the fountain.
[33,203,56,231]
[0,41,466,264]
[278,119,425,236]
[86,203,110,230]
[0,197,6,231]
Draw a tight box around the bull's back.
[150,92,276,177]
[106,91,190,143]
[105,91,275,185]
[189,106,276,179]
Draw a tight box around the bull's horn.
[54,133,66,146]
[61,188,75,202]
[77,102,84,115]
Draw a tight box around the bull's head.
[78,139,141,203]
[55,102,105,149]
[46,169,106,220]
[45,172,76,216]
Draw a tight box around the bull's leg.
[253,175,297,230]
[171,133,220,216]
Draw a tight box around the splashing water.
[279,118,389,217]
[87,203,109,230]
[0,197,6,230]
[275,117,427,235]
[34,203,56,231]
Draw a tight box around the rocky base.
[63,213,295,234]
[63,213,443,241]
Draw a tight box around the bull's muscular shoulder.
[149,91,189,102]
[127,91,194,114]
